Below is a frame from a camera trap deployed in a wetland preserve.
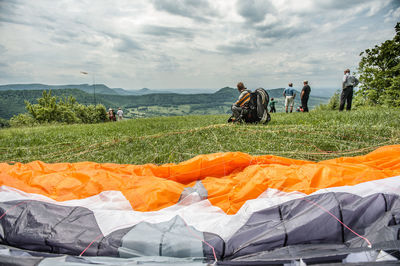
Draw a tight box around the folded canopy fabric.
[0,145,400,265]
[1,145,400,213]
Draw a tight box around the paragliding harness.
[228,88,271,124]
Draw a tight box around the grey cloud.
[114,36,143,53]
[316,0,377,10]
[0,44,7,54]
[99,30,143,52]
[141,25,194,39]
[152,0,218,22]
[390,0,400,8]
[0,0,29,26]
[236,0,275,23]
[256,23,311,39]
[155,54,179,72]
[217,43,255,55]
[50,29,81,44]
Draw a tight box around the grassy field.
[0,107,399,164]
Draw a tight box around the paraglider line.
[0,201,28,220]
[181,217,218,263]
[302,197,372,248]
[79,233,104,256]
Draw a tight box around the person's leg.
[302,98,309,112]
[339,89,347,111]
[285,97,289,113]
[231,105,242,119]
[289,97,294,113]
[346,87,354,111]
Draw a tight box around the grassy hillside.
[0,107,399,164]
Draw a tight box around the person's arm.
[354,77,359,87]
[342,75,347,89]
[234,91,246,106]
[300,89,304,100]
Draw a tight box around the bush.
[74,104,108,123]
[10,90,108,127]
[315,90,340,111]
[0,118,10,128]
[9,113,38,127]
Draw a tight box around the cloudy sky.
[0,0,399,93]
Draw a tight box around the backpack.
[242,88,271,124]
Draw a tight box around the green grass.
[1,107,399,164]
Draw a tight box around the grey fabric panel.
[118,215,205,258]
[225,205,285,258]
[0,200,105,256]
[98,226,133,257]
[225,192,400,259]
[0,244,208,265]
[40,255,208,265]
[179,181,208,202]
[0,246,43,266]
[228,242,400,264]
[282,192,342,246]
[203,232,224,261]
[338,193,396,247]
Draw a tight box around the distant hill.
[0,83,214,96]
[0,83,118,95]
[0,86,329,119]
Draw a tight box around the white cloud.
[0,0,398,90]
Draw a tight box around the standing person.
[340,69,359,111]
[269,97,277,113]
[117,107,123,121]
[108,108,114,121]
[230,82,251,122]
[300,80,311,112]
[283,83,296,113]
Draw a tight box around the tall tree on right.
[356,22,400,107]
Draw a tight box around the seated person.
[230,82,251,122]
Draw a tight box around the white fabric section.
[343,250,378,263]
[1,175,400,241]
[0,185,133,211]
[311,175,400,197]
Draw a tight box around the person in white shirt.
[340,69,359,111]
[117,107,123,121]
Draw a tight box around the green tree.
[25,90,78,123]
[11,90,108,126]
[356,22,400,107]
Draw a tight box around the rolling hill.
[0,86,329,119]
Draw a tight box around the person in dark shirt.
[300,80,311,112]
[269,97,277,113]
[340,69,359,111]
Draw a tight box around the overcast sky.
[0,0,399,92]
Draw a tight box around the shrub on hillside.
[73,104,108,123]
[9,113,38,127]
[10,90,108,126]
[0,118,10,128]
[315,90,341,111]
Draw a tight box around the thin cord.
[79,233,103,256]
[181,217,218,263]
[302,197,372,248]
[0,201,28,220]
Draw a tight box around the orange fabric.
[1,145,400,213]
